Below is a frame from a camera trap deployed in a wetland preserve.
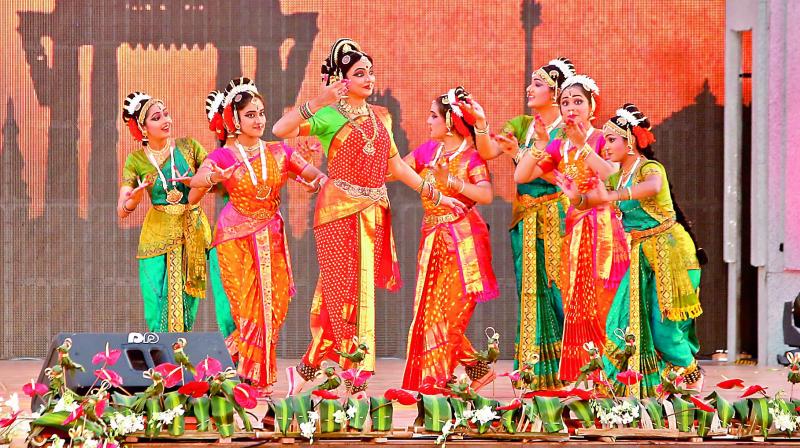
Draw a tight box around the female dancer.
[401,87,499,391]
[514,75,628,382]
[272,38,466,395]
[473,58,575,390]
[558,104,703,396]
[118,92,211,332]
[190,78,327,394]
[204,89,236,341]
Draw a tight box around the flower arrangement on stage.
[11,334,800,445]
[18,338,257,447]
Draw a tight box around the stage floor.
[0,358,791,425]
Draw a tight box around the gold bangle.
[474,123,489,135]
[457,179,466,194]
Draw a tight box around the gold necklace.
[337,102,379,156]
[337,99,369,117]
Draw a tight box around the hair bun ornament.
[122,91,153,142]
[206,90,227,141]
[632,126,656,148]
[561,74,599,94]
[322,38,364,86]
[441,86,474,137]
[548,57,575,80]
[123,91,152,121]
[615,107,641,127]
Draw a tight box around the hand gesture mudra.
[493,132,520,159]
[126,177,151,201]
[317,80,349,108]
[564,118,588,148]
[209,161,240,184]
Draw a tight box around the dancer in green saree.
[473,58,575,390]
[556,103,704,397]
[118,91,212,332]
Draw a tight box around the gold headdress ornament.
[122,91,164,146]
[324,38,366,85]
[603,105,649,152]
[561,74,599,115]
[223,77,259,134]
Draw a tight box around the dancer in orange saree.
[514,75,628,382]
[273,38,466,395]
[191,78,326,394]
[401,87,499,392]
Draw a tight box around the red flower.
[523,389,569,399]
[92,343,122,366]
[496,398,523,411]
[0,411,21,428]
[566,387,594,401]
[154,363,183,388]
[22,380,49,397]
[95,398,108,417]
[616,370,643,386]
[63,406,84,425]
[312,389,340,400]
[690,396,715,413]
[233,383,258,409]
[499,371,521,382]
[178,381,209,398]
[340,369,372,388]
[195,357,223,381]
[384,388,417,406]
[739,384,768,398]
[418,376,440,395]
[94,369,123,388]
[716,378,745,389]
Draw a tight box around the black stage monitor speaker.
[32,332,235,409]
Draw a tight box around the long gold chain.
[337,102,379,156]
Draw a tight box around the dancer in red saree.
[273,38,466,395]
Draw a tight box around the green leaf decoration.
[317,399,343,433]
[523,400,539,422]
[642,398,665,429]
[534,396,565,433]
[448,398,467,425]
[369,397,393,432]
[733,398,750,421]
[670,396,694,433]
[705,392,733,428]
[268,398,294,435]
[144,397,162,437]
[418,394,452,432]
[471,395,499,434]
[749,397,773,438]
[346,397,370,431]
[163,391,186,436]
[31,411,104,436]
[210,395,235,437]
[501,407,518,434]
[190,397,211,431]
[567,400,595,428]
[111,392,139,409]
[695,409,714,437]
[291,393,313,424]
